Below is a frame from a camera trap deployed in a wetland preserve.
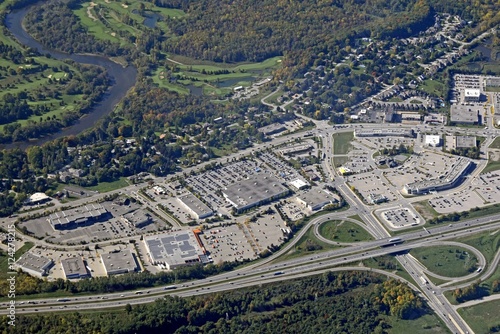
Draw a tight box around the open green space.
[386,312,449,334]
[333,156,349,167]
[0,52,98,133]
[440,231,500,302]
[459,299,500,334]
[0,242,34,280]
[489,136,500,149]
[419,79,447,98]
[482,160,500,173]
[410,246,478,278]
[412,200,439,220]
[318,220,374,243]
[388,97,404,102]
[458,230,500,265]
[262,89,284,105]
[83,177,129,193]
[73,0,186,47]
[464,203,500,221]
[279,225,341,262]
[154,56,282,96]
[332,132,354,155]
[344,255,416,286]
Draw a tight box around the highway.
[2,91,500,334]
[4,214,500,321]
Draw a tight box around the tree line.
[0,271,428,334]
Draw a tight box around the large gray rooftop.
[177,192,213,219]
[450,105,480,124]
[48,203,108,229]
[61,257,89,279]
[144,231,204,268]
[404,157,472,194]
[296,189,339,210]
[15,252,53,276]
[455,135,476,148]
[222,175,289,210]
[100,250,138,275]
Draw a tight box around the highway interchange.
[2,104,500,334]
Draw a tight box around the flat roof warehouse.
[222,175,290,212]
[144,230,207,270]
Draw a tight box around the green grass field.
[410,246,478,277]
[490,137,500,149]
[83,177,129,193]
[153,56,282,96]
[73,0,186,47]
[459,299,500,334]
[0,53,92,131]
[386,312,449,334]
[279,225,341,262]
[455,230,500,297]
[482,160,500,173]
[318,220,374,242]
[457,230,500,264]
[419,79,446,97]
[412,200,440,220]
[332,132,354,155]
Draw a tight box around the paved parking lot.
[201,206,287,263]
[377,207,422,229]
[347,172,399,203]
[384,152,458,190]
[428,171,500,213]
[202,225,258,263]
[19,200,163,245]
[280,199,306,221]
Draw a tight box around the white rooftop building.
[425,135,441,147]
[289,178,310,190]
[463,88,481,103]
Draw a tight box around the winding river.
[3,6,137,149]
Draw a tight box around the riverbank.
[1,6,137,149]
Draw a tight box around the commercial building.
[296,189,340,211]
[144,230,206,270]
[337,167,353,175]
[463,88,481,103]
[289,178,310,190]
[399,112,422,124]
[425,135,441,147]
[47,204,110,230]
[280,144,313,156]
[26,192,50,205]
[61,257,90,279]
[153,185,166,195]
[424,114,446,125]
[177,192,213,220]
[403,158,473,195]
[455,136,476,149]
[15,252,53,277]
[100,250,138,276]
[222,176,290,212]
[367,193,388,204]
[258,123,286,136]
[354,128,415,138]
[450,105,480,125]
[121,210,152,228]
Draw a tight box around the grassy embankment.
[332,131,354,167]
